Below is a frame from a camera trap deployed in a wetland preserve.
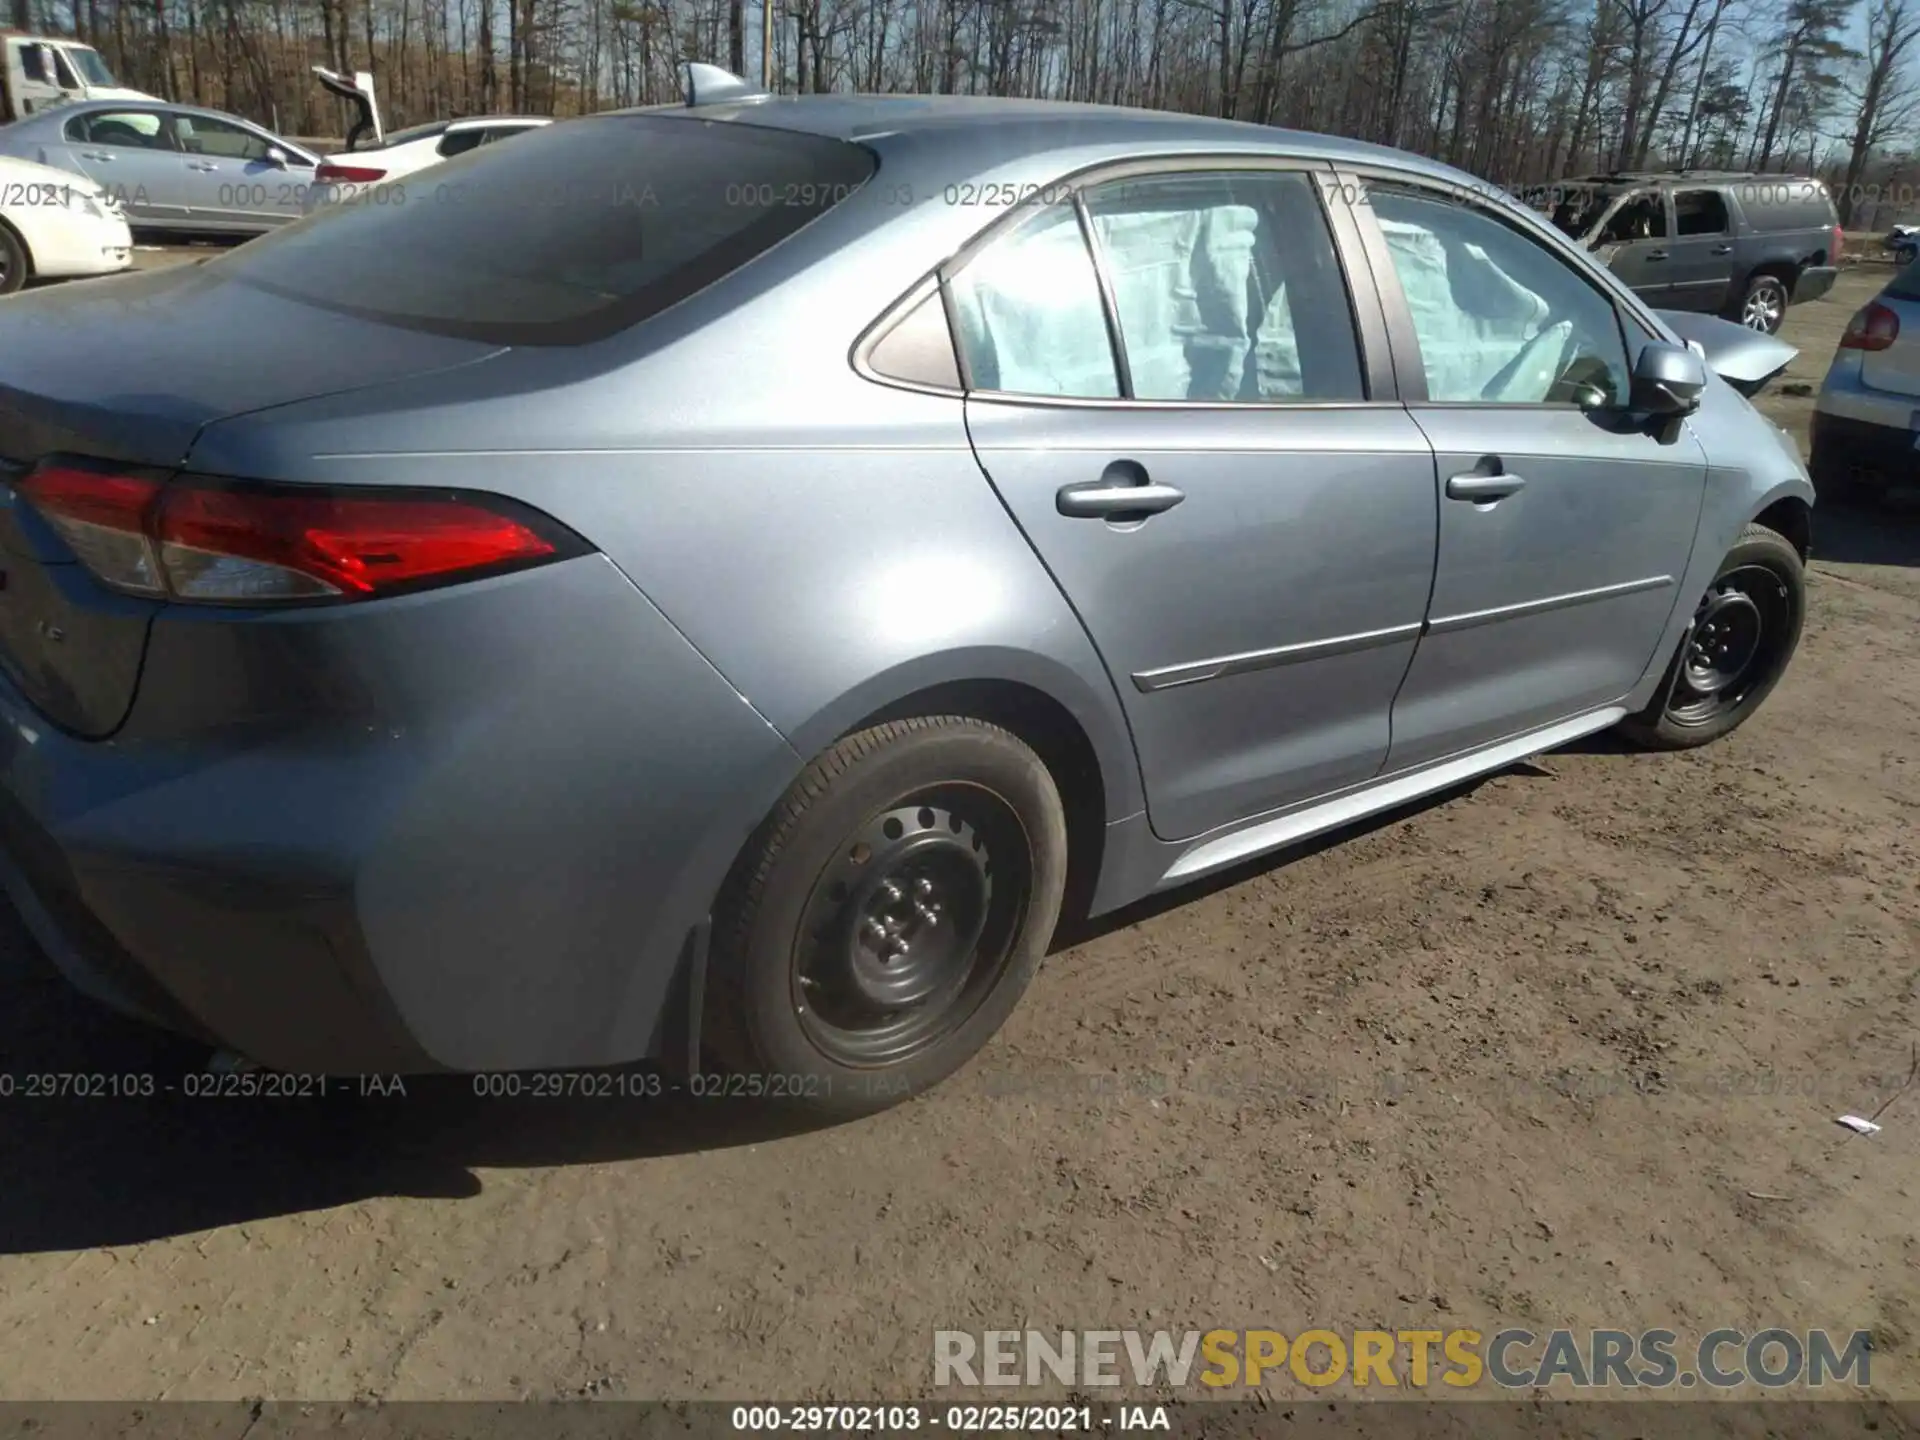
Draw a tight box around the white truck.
[2,31,157,123]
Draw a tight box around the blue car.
[0,68,1814,1114]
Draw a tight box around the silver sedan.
[0,98,321,234]
[0,72,1816,1115]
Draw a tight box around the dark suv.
[1537,171,1842,334]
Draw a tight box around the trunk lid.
[0,261,504,737]
[1860,267,1920,398]
[312,66,383,150]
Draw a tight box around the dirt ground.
[1,266,1917,1409]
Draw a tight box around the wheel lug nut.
[880,880,904,905]
[914,877,934,898]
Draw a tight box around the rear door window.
[216,115,877,345]
[1081,169,1366,401]
[1885,257,1920,302]
[1674,190,1730,236]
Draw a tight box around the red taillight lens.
[15,464,583,605]
[16,464,166,595]
[1840,301,1900,351]
[1833,225,1846,262]
[158,487,562,599]
[315,162,387,183]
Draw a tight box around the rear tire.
[0,222,28,297]
[1617,523,1805,751]
[1733,272,1790,334]
[703,717,1068,1117]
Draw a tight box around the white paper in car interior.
[1379,217,1557,402]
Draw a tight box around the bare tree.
[1753,0,1854,168]
[1838,0,1920,221]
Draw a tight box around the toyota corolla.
[0,70,1814,1114]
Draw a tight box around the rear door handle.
[1057,470,1186,519]
[79,151,113,161]
[1646,249,1669,261]
[188,161,219,171]
[1445,472,1527,503]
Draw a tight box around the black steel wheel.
[0,223,27,298]
[1618,523,1806,750]
[705,717,1068,1115]
[1664,566,1789,728]
[791,788,1031,1068]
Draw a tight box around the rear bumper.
[0,553,799,1074]
[1793,265,1839,306]
[1809,409,1919,486]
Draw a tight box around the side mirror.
[264,146,290,168]
[1630,341,1707,416]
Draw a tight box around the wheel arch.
[847,676,1114,930]
[664,660,1140,1079]
[0,213,32,292]
[1753,492,1812,560]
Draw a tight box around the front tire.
[1618,523,1805,751]
[704,717,1068,1116]
[0,222,28,297]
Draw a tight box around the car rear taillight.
[1833,225,1846,262]
[1839,301,1901,352]
[16,463,587,605]
[315,162,387,183]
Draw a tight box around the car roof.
[24,96,272,126]
[1563,169,1823,188]
[607,93,1476,185]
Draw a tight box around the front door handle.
[1646,249,1669,261]
[1057,466,1185,519]
[79,151,113,161]
[1446,471,1527,503]
[1711,243,1734,255]
[188,161,219,171]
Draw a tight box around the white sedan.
[304,116,550,212]
[0,152,132,295]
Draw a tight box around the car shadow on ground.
[0,763,1564,1255]
[1811,493,1920,568]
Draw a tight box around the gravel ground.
[0,264,1915,1410]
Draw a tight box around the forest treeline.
[9,0,1920,224]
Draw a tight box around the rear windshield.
[380,120,453,147]
[1886,256,1920,302]
[218,114,878,344]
